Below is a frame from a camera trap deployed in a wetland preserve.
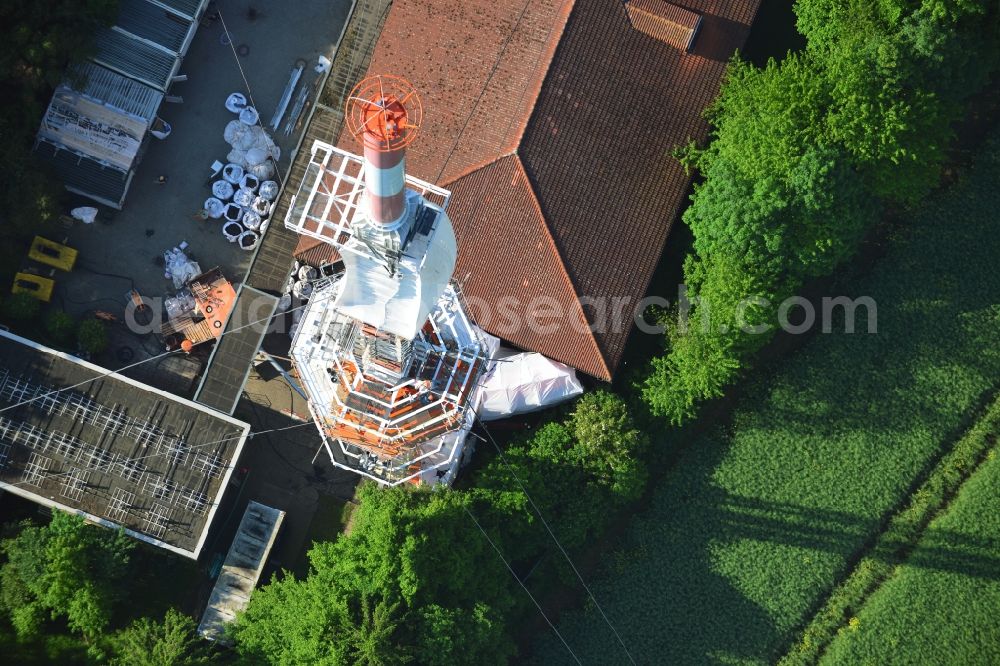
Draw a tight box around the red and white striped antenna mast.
[345,75,423,228]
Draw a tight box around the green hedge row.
[642,0,1000,424]
[780,393,1000,665]
[819,441,1000,663]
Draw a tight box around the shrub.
[3,291,40,322]
[44,310,76,344]
[77,319,109,355]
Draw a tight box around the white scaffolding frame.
[283,141,451,252]
[21,453,52,486]
[60,468,90,501]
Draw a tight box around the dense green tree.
[565,391,649,503]
[230,571,349,665]
[642,0,1000,424]
[0,512,133,642]
[234,392,649,663]
[414,603,508,666]
[232,485,517,665]
[108,608,214,666]
[341,594,413,666]
[683,55,875,281]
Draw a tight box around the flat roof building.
[34,0,210,208]
[0,331,250,559]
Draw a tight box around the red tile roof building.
[296,0,761,380]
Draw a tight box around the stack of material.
[212,94,282,244]
[197,502,285,643]
[163,247,201,289]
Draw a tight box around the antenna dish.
[345,75,423,152]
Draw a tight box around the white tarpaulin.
[163,248,202,290]
[335,202,457,339]
[477,352,584,420]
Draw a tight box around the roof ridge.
[509,153,611,380]
[506,0,577,153]
[439,151,516,188]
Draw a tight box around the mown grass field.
[821,448,1000,665]
[531,133,1000,664]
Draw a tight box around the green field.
[531,134,1000,664]
[821,448,1000,665]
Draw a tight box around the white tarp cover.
[335,205,457,339]
[71,207,99,224]
[163,248,202,290]
[477,352,584,421]
[40,87,147,170]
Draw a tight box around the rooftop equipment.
[286,76,490,485]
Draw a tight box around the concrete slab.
[59,0,353,317]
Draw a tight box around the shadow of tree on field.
[533,436,1000,666]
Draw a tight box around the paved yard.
[60,0,353,314]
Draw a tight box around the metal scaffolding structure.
[287,76,491,485]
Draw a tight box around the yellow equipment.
[12,273,55,302]
[29,236,78,271]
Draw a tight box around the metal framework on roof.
[0,331,249,559]
[286,141,450,251]
[291,276,487,484]
[68,63,164,123]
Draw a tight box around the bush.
[2,291,40,322]
[44,310,76,344]
[77,319,109,355]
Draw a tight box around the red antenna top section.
[346,75,422,152]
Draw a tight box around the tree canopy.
[0,511,133,641]
[108,608,214,666]
[643,0,1000,424]
[232,391,648,663]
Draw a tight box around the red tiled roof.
[625,0,703,51]
[447,155,609,378]
[294,237,340,267]
[300,0,760,380]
